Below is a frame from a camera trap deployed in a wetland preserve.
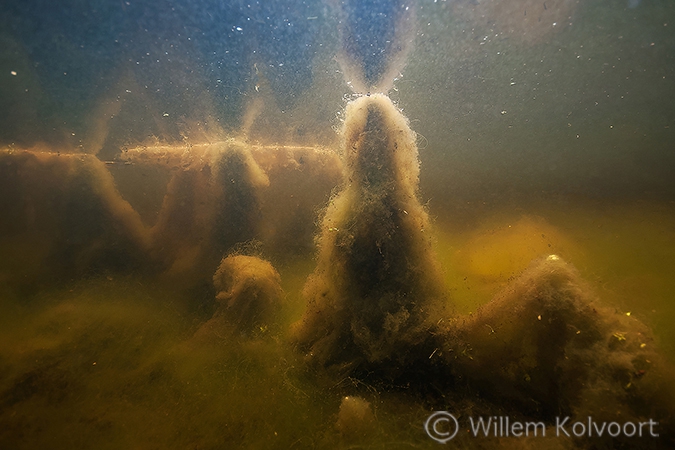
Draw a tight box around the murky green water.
[1,0,674,448]
[1,195,673,449]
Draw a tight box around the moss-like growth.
[292,94,449,376]
[148,143,269,287]
[443,255,675,445]
[189,254,284,343]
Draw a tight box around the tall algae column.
[292,94,448,376]
[148,142,269,287]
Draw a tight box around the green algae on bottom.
[1,197,675,449]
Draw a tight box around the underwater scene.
[1,0,674,448]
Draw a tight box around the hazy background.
[1,0,674,208]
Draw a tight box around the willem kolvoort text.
[467,416,659,438]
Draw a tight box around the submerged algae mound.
[189,254,284,343]
[290,93,674,447]
[292,94,449,375]
[0,144,268,288]
[0,141,342,292]
[147,142,270,287]
[0,150,151,284]
[445,256,675,428]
